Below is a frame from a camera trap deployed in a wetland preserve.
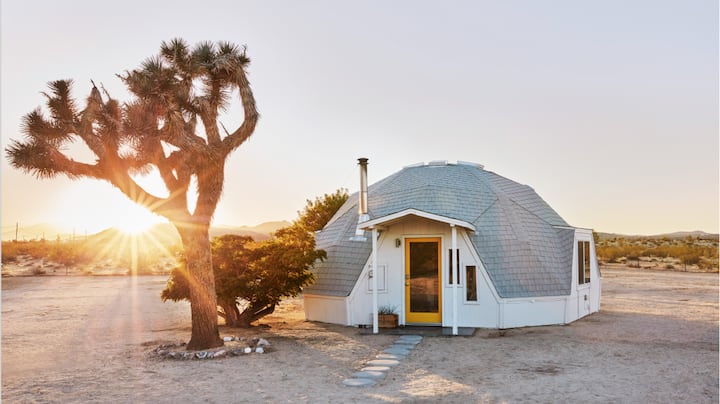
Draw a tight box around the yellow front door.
[405,238,442,324]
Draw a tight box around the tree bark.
[178,225,224,350]
[236,303,276,328]
[219,301,241,327]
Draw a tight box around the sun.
[115,204,165,235]
[116,217,154,234]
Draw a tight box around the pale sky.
[1,0,718,236]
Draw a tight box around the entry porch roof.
[357,208,476,232]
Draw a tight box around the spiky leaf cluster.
[6,38,259,225]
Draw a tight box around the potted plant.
[377,305,399,329]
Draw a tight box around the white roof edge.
[358,208,476,231]
[554,225,595,232]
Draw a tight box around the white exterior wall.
[564,228,602,323]
[303,294,348,325]
[345,217,500,328]
[444,232,500,328]
[499,298,568,328]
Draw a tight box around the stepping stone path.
[342,335,423,387]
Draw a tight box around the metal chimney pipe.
[352,158,370,240]
[358,158,369,217]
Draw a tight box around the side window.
[584,242,591,283]
[465,265,477,301]
[448,249,460,285]
[577,241,591,284]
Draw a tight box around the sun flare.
[116,217,154,234]
[115,204,165,235]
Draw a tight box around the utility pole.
[15,222,18,242]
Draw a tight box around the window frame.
[577,241,591,285]
[464,265,478,302]
[447,248,460,286]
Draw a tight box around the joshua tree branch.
[221,71,258,156]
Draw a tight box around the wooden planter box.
[378,314,399,329]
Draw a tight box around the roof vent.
[428,160,448,166]
[457,160,484,169]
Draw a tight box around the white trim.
[371,227,378,334]
[358,209,476,232]
[451,225,458,335]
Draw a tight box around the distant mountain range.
[2,221,292,242]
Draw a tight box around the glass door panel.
[405,238,442,323]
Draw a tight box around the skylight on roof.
[457,160,484,169]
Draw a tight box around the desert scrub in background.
[1,240,52,262]
[596,235,718,272]
[1,239,178,271]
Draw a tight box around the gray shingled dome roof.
[305,162,575,298]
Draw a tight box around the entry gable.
[357,208,476,232]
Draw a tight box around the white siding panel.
[303,295,348,325]
[500,298,567,328]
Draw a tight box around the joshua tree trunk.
[178,225,224,350]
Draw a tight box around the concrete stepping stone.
[343,378,376,387]
[389,343,415,350]
[362,366,391,372]
[376,353,402,360]
[352,370,386,379]
[394,339,421,346]
[344,334,425,386]
[383,347,410,356]
[367,359,400,367]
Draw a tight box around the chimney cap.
[357,157,368,164]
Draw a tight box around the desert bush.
[162,189,346,327]
[680,253,701,271]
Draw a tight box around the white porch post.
[451,225,458,336]
[372,226,379,334]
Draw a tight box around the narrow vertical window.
[448,249,460,285]
[465,265,477,301]
[583,241,591,283]
[578,241,591,284]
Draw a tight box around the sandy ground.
[2,268,718,403]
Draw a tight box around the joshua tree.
[5,39,258,350]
